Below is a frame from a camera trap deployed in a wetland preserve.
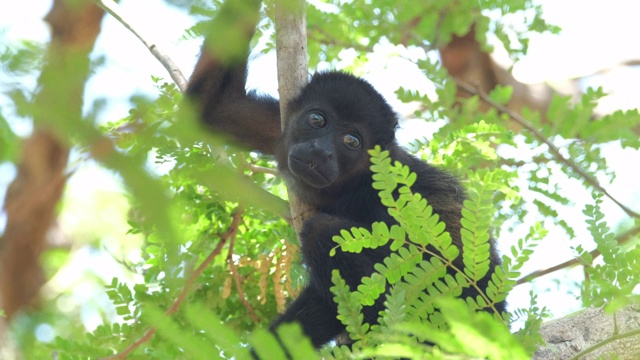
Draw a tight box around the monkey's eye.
[309,113,326,128]
[343,134,361,149]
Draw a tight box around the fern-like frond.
[330,221,392,255]
[398,257,448,302]
[485,265,510,306]
[460,171,496,281]
[577,192,640,310]
[374,245,423,284]
[354,244,423,306]
[378,287,408,331]
[356,273,387,306]
[369,146,460,262]
[405,271,475,330]
[330,270,369,342]
[320,344,354,360]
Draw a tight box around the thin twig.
[95,0,188,92]
[456,80,640,219]
[307,26,370,53]
[246,163,279,176]
[516,226,640,285]
[239,153,279,176]
[399,13,425,46]
[102,208,244,359]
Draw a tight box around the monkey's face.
[281,109,366,189]
[276,72,397,192]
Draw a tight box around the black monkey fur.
[186,0,504,349]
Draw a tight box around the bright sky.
[1,0,639,334]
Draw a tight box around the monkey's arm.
[185,0,281,154]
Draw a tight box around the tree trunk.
[0,0,105,358]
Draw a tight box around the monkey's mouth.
[288,156,337,188]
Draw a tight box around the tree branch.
[95,0,187,92]
[227,224,260,323]
[102,208,244,360]
[456,80,640,219]
[569,327,640,360]
[239,153,279,177]
[246,163,279,176]
[516,226,640,285]
[535,306,640,359]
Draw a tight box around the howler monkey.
[186,0,504,349]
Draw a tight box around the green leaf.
[488,85,513,105]
[331,270,369,342]
[145,305,220,360]
[249,329,289,360]
[276,323,318,360]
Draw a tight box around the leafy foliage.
[326,147,527,357]
[577,193,640,311]
[1,0,639,359]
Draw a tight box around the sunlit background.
[1,0,639,342]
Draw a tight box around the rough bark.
[534,306,640,360]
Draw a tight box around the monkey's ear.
[309,72,321,81]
